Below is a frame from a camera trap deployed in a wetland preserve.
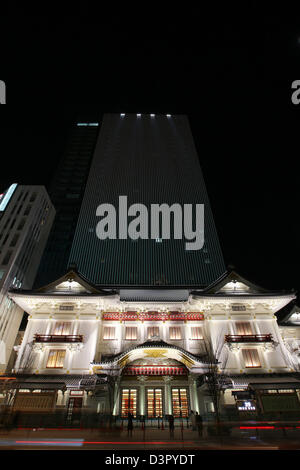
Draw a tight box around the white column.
[137,376,147,416]
[45,320,52,335]
[112,376,121,416]
[189,375,200,413]
[163,322,167,342]
[66,347,73,372]
[163,376,173,415]
[73,320,79,335]
[141,322,145,342]
[14,318,32,370]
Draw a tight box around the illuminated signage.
[237,400,256,411]
[0,183,18,212]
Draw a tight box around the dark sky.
[0,6,299,300]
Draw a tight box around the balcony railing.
[34,334,83,343]
[225,334,273,343]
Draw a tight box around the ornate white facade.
[5,269,300,421]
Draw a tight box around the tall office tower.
[34,121,100,287]
[0,184,55,372]
[69,114,226,287]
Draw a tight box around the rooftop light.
[77,123,99,127]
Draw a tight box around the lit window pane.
[47,350,66,368]
[236,322,253,335]
[103,326,116,340]
[125,327,137,340]
[170,327,182,340]
[147,327,159,339]
[191,327,203,339]
[54,322,71,335]
[242,349,261,368]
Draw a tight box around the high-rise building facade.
[35,121,100,288]
[0,184,55,372]
[69,114,226,287]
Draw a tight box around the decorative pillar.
[73,320,79,335]
[163,322,167,342]
[188,374,200,413]
[112,376,122,416]
[137,376,148,416]
[45,321,52,335]
[163,376,173,415]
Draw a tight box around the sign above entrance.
[102,312,204,321]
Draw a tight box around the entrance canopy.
[92,340,208,375]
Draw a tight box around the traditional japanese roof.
[191,268,296,298]
[9,268,117,297]
[92,340,210,367]
[119,289,189,302]
[278,303,300,325]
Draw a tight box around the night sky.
[0,6,299,302]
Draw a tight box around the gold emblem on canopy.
[143,349,167,358]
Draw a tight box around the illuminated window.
[147,388,163,417]
[236,322,253,335]
[121,389,137,417]
[169,327,182,340]
[242,349,261,368]
[125,327,137,340]
[137,114,141,117]
[147,326,159,339]
[172,388,189,417]
[103,326,116,340]
[46,350,66,368]
[54,322,71,335]
[191,327,203,340]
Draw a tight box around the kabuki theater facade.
[2,115,300,424]
[5,268,300,423]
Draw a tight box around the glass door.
[121,388,137,417]
[147,388,163,417]
[171,388,189,417]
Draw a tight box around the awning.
[231,390,255,399]
[4,374,107,391]
[249,382,300,391]
[230,375,300,389]
[12,382,65,390]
